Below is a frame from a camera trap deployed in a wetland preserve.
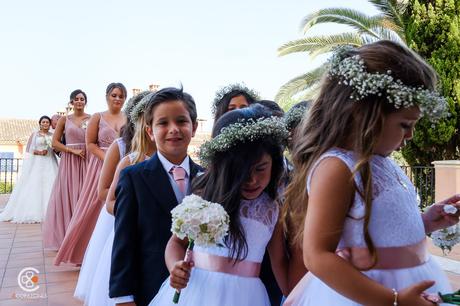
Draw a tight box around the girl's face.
[241,152,273,200]
[40,119,51,131]
[227,95,249,112]
[107,87,126,111]
[71,93,86,110]
[374,106,421,157]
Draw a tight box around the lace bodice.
[33,132,51,151]
[307,148,425,248]
[194,192,279,262]
[98,113,117,148]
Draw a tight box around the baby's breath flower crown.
[328,46,449,122]
[212,83,261,114]
[123,91,152,122]
[199,116,289,166]
[130,91,155,123]
[284,104,309,131]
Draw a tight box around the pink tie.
[171,166,187,194]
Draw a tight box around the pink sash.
[193,251,261,278]
[284,239,429,306]
[336,238,428,270]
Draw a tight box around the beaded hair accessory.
[130,92,155,123]
[123,91,152,123]
[198,116,288,166]
[284,104,310,131]
[212,83,261,114]
[328,46,449,122]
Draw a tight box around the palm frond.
[275,65,328,103]
[278,33,363,57]
[368,0,408,31]
[302,8,384,38]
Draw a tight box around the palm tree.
[276,0,409,105]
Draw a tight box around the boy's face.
[147,100,197,164]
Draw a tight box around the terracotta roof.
[0,118,37,145]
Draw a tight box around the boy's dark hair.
[144,87,197,126]
[194,104,284,262]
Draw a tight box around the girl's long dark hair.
[193,105,284,261]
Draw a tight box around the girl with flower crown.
[212,82,260,124]
[149,104,288,306]
[283,40,460,306]
[0,115,58,223]
[43,89,90,249]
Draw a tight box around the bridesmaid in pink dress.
[54,83,127,265]
[43,89,91,250]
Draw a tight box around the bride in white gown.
[0,115,59,223]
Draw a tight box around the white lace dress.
[0,131,58,223]
[288,148,451,306]
[149,192,279,306]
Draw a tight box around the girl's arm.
[422,194,460,234]
[267,220,289,296]
[51,116,66,152]
[86,113,105,160]
[165,235,193,290]
[106,156,132,215]
[303,157,435,306]
[286,243,307,293]
[97,140,121,202]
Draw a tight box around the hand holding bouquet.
[170,194,229,303]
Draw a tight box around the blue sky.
[0,0,376,125]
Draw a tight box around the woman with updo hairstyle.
[0,115,59,223]
[212,83,260,125]
[55,82,127,266]
[43,89,91,250]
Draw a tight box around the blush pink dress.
[43,115,88,250]
[54,113,117,265]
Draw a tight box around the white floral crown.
[212,83,261,114]
[130,91,155,123]
[199,116,288,165]
[284,104,309,131]
[123,91,151,122]
[328,46,449,122]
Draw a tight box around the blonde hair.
[130,115,156,164]
[283,40,438,268]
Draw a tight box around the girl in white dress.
[74,91,155,305]
[150,105,288,306]
[0,115,58,223]
[283,40,460,306]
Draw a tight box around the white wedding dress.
[0,131,58,223]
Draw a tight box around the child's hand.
[423,194,460,233]
[398,280,437,306]
[169,260,194,290]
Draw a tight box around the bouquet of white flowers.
[44,135,52,150]
[431,205,460,255]
[170,194,229,303]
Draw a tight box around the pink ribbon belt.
[336,239,428,270]
[192,251,261,277]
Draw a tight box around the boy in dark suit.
[109,87,203,306]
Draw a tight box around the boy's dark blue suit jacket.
[109,153,203,306]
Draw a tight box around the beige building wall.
[432,160,460,202]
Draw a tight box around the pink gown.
[54,114,117,265]
[43,116,87,250]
